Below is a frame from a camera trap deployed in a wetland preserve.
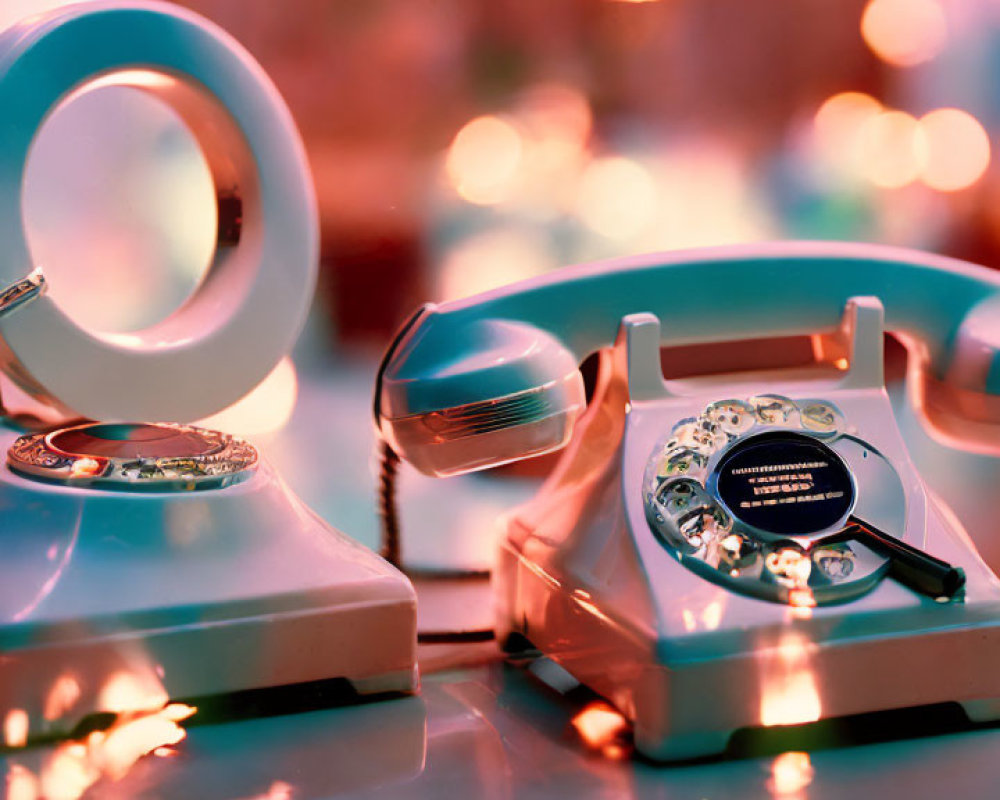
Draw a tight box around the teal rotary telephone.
[376,241,1000,760]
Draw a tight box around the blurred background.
[6,0,1000,565]
[11,0,1000,344]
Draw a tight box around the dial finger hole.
[706,399,756,436]
[751,394,800,426]
[799,400,845,436]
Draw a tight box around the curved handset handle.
[377,241,1000,476]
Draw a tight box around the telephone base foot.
[960,698,1000,723]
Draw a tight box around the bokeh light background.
[11,0,1000,344]
[7,0,1000,565]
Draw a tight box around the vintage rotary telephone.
[0,2,415,745]
[376,241,1000,760]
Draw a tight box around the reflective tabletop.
[4,350,1000,799]
[6,647,999,800]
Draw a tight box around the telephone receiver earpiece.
[376,241,1000,476]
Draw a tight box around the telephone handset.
[377,241,1000,476]
[377,241,1000,760]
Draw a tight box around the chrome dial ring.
[7,421,257,491]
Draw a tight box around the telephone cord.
[377,438,495,644]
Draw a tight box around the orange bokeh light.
[861,0,947,67]
[446,115,524,205]
[918,108,991,192]
[577,156,657,240]
[759,633,822,727]
[813,92,883,175]
[858,110,926,189]
[4,708,29,748]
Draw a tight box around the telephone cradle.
[377,241,1000,761]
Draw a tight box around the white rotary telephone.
[376,241,1000,760]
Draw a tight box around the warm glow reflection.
[765,548,812,586]
[68,458,102,479]
[858,110,926,189]
[770,751,814,797]
[97,704,195,781]
[246,781,295,800]
[97,671,169,715]
[44,675,82,722]
[577,156,657,240]
[681,608,697,632]
[572,702,629,755]
[197,356,298,436]
[5,765,39,800]
[759,633,822,727]
[6,702,197,800]
[439,228,555,300]
[918,108,991,192]
[788,587,816,609]
[84,69,176,92]
[861,0,947,67]
[702,600,723,631]
[446,115,524,205]
[4,709,29,748]
[39,744,95,800]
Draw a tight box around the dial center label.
[714,432,854,535]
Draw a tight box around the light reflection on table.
[4,654,997,800]
[5,350,1000,798]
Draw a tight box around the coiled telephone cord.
[377,438,494,644]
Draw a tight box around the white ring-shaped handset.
[0,1,318,421]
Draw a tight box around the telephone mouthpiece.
[377,316,585,477]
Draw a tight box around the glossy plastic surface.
[9,661,1000,800]
[495,298,1000,760]
[0,427,417,742]
[5,357,1000,797]
[0,1,317,421]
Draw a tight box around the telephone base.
[0,431,417,741]
[496,541,1000,761]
